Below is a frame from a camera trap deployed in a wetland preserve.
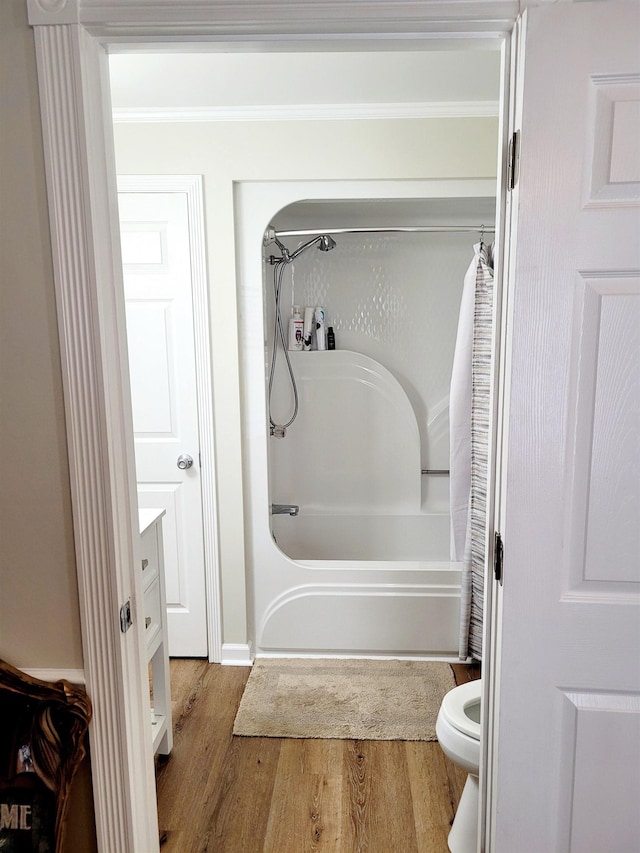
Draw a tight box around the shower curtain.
[450,241,494,661]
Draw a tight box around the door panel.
[126,300,174,432]
[495,3,640,851]
[120,191,208,657]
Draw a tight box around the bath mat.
[232,658,455,741]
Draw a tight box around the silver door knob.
[177,454,194,470]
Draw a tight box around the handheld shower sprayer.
[264,227,337,437]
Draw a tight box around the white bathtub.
[271,511,451,562]
[255,511,461,657]
[254,351,460,657]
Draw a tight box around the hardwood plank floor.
[156,660,480,853]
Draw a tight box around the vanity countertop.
[138,507,166,536]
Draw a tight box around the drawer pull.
[145,616,152,629]
[142,558,149,570]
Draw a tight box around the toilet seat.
[440,679,481,741]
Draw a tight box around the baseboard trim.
[22,668,86,686]
[221,643,254,666]
[255,652,461,663]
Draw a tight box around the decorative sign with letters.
[0,660,91,851]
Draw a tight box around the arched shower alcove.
[236,180,496,657]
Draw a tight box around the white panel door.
[495,3,640,851]
[119,191,207,657]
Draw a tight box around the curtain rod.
[275,225,495,237]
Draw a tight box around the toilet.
[436,679,482,853]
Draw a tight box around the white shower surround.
[269,350,423,513]
[266,228,483,502]
[237,178,494,657]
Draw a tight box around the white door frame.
[26,2,521,850]
[117,174,221,663]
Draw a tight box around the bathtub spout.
[271,503,299,516]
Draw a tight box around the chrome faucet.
[271,503,299,516]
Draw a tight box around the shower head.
[264,229,337,264]
[288,233,337,262]
[318,234,337,252]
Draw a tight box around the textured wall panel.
[272,231,476,479]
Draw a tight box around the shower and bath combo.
[253,212,498,665]
[263,228,336,439]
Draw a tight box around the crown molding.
[112,100,500,123]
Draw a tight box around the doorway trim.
[117,174,222,663]
[27,2,519,850]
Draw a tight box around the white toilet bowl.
[436,679,482,853]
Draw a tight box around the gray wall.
[0,1,95,848]
[0,0,82,669]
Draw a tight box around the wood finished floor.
[155,659,480,853]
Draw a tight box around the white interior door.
[494,3,640,851]
[119,190,208,657]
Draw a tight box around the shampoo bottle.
[315,306,327,351]
[288,305,304,351]
[303,306,314,351]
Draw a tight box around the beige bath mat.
[233,658,455,741]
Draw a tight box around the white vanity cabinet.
[139,508,173,756]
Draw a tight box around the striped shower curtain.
[451,241,494,661]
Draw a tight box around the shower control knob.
[177,454,194,470]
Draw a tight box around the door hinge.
[508,130,520,190]
[494,532,504,585]
[119,599,132,633]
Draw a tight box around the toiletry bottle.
[315,306,326,350]
[327,326,335,350]
[303,306,314,351]
[288,305,304,351]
